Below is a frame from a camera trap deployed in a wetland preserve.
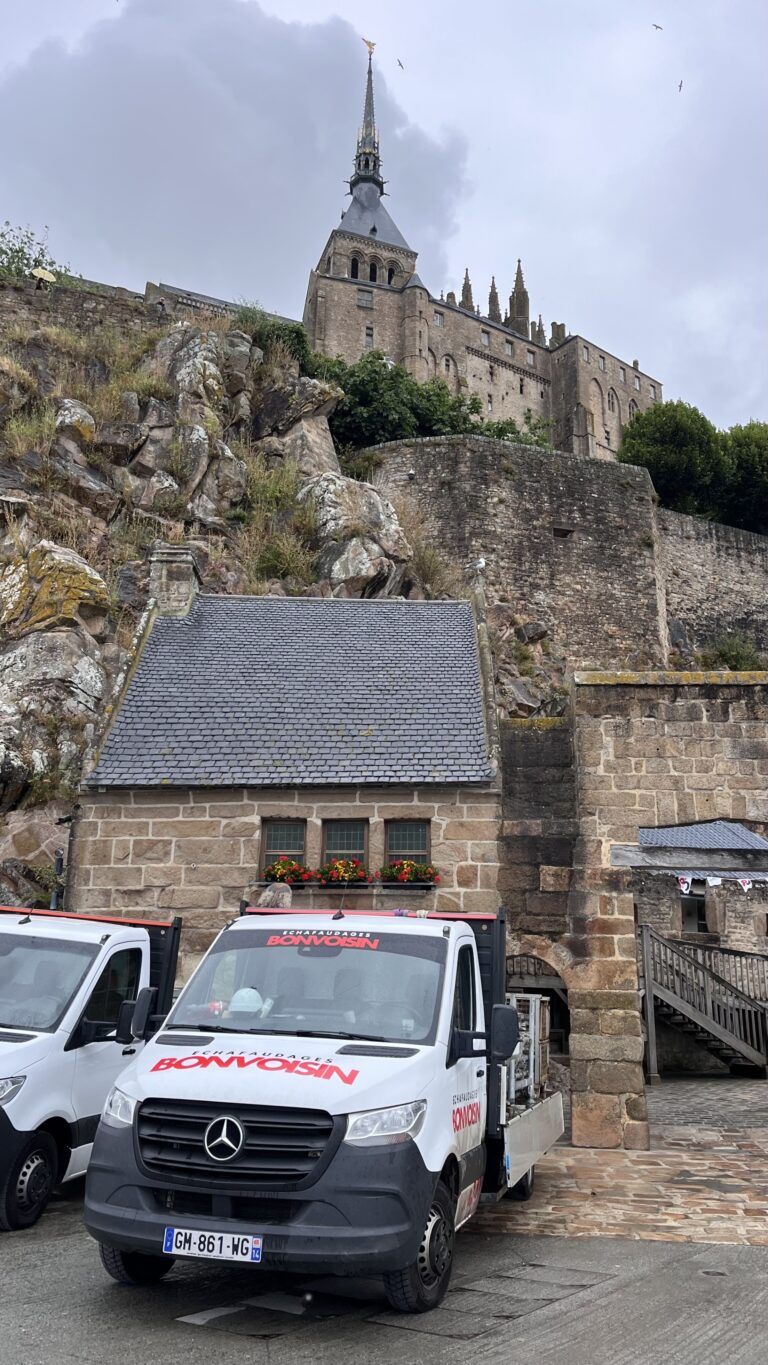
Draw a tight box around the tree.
[319,352,482,451]
[0,222,68,282]
[618,400,728,517]
[721,422,768,534]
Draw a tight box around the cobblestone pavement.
[475,1077,768,1246]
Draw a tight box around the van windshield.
[0,934,99,1032]
[169,927,448,1045]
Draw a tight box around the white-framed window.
[487,393,493,412]
[582,344,589,361]
[433,311,444,327]
[608,390,617,414]
[598,355,606,371]
[650,383,657,400]
[357,288,373,309]
[526,349,535,367]
[505,340,513,356]
[634,374,641,391]
[619,366,626,383]
[481,330,490,348]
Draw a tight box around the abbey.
[303,54,662,459]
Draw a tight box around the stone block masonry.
[375,436,669,668]
[68,784,501,979]
[660,509,768,654]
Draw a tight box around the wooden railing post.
[641,926,660,1085]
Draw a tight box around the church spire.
[509,259,530,338]
[488,276,501,323]
[460,268,474,312]
[350,44,384,194]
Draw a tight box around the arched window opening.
[444,356,451,374]
[387,266,396,285]
[350,257,359,280]
[369,262,378,283]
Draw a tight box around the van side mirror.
[115,999,136,1045]
[490,1003,519,1061]
[450,1029,487,1063]
[132,986,159,1040]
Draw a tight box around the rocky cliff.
[0,290,567,904]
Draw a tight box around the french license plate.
[163,1226,262,1262]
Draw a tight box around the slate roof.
[88,597,493,789]
[639,821,768,851]
[340,181,412,252]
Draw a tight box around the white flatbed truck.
[0,906,181,1230]
[85,907,563,1312]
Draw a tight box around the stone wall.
[500,719,577,940]
[660,509,768,653]
[375,436,668,667]
[69,782,501,977]
[0,279,156,344]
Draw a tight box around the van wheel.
[508,1166,535,1201]
[99,1243,175,1285]
[0,1131,58,1231]
[383,1180,455,1313]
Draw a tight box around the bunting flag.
[678,876,691,895]
[706,876,722,887]
[738,878,753,894]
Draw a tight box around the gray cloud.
[0,0,766,430]
[0,0,466,314]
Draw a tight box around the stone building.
[303,53,662,460]
[70,548,501,978]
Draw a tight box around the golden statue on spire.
[362,38,376,56]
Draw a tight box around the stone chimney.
[149,543,201,617]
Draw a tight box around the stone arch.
[427,348,437,377]
[628,398,639,422]
[589,377,606,445]
[350,255,360,280]
[368,256,382,284]
[507,941,572,1057]
[605,387,622,452]
[386,261,398,286]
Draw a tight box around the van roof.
[0,907,149,947]
[231,910,490,938]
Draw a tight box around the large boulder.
[300,471,411,561]
[141,325,224,430]
[53,397,97,466]
[252,375,343,439]
[188,441,247,525]
[0,541,111,642]
[253,415,340,481]
[0,628,107,813]
[316,536,408,597]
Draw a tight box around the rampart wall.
[659,509,768,653]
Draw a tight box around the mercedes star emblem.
[203,1115,245,1162]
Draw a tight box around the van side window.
[86,949,142,1027]
[452,945,476,1032]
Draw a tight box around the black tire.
[99,1243,175,1286]
[0,1131,58,1231]
[383,1179,455,1313]
[508,1166,535,1201]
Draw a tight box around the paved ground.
[484,1077,768,1245]
[4,1191,768,1365]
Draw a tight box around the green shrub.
[698,634,765,671]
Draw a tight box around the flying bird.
[397,59,404,69]
[678,79,683,92]
[652,23,663,30]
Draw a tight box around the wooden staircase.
[640,925,768,1080]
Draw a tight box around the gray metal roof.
[639,821,768,851]
[88,596,493,789]
[340,182,412,252]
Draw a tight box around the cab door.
[447,941,487,1224]
[68,946,143,1163]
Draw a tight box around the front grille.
[137,1099,337,1187]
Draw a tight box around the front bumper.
[84,1121,436,1275]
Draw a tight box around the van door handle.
[476,1068,485,1078]
[122,1047,137,1056]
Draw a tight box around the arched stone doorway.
[507,952,570,1057]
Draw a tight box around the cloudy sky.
[0,0,765,428]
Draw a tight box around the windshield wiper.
[166,1023,244,1034]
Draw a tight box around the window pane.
[324,820,366,859]
[386,820,429,859]
[264,820,305,866]
[452,945,475,1031]
[87,949,142,1027]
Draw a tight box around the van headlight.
[0,1076,25,1105]
[344,1100,426,1146]
[102,1086,137,1128]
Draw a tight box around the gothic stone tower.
[303,52,663,455]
